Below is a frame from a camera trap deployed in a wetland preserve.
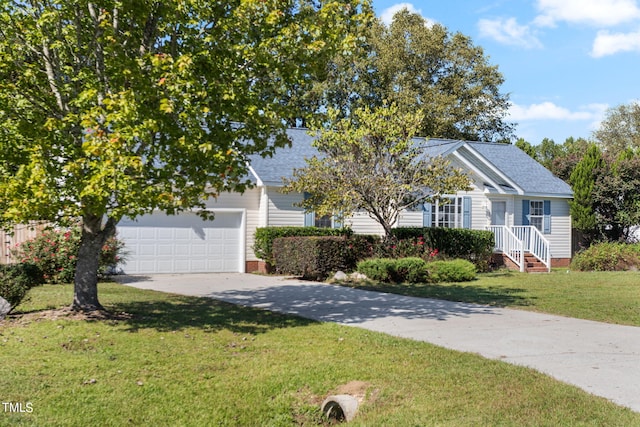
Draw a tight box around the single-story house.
[117,128,573,274]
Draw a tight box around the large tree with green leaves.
[307,8,514,142]
[594,102,640,155]
[282,104,471,238]
[592,151,640,242]
[0,0,368,311]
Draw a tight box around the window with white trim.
[529,200,543,232]
[432,197,463,228]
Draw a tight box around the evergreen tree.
[569,144,603,239]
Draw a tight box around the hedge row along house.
[117,128,573,274]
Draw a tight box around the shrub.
[356,258,396,282]
[348,234,381,262]
[389,227,494,271]
[254,226,352,267]
[12,227,125,284]
[272,236,354,280]
[393,257,429,283]
[428,259,477,283]
[356,257,429,283]
[571,242,640,271]
[375,235,440,260]
[0,263,44,313]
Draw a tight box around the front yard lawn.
[1,281,639,426]
[338,269,640,326]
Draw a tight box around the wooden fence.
[0,222,47,264]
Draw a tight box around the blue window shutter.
[422,203,433,227]
[303,192,314,227]
[522,200,530,225]
[543,200,551,234]
[463,197,472,229]
[333,214,343,229]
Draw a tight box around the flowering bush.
[12,227,125,284]
[375,236,440,261]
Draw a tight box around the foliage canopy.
[309,8,514,142]
[0,0,369,310]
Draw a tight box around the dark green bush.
[254,226,352,267]
[389,227,494,271]
[428,259,477,283]
[11,227,125,284]
[272,236,354,280]
[393,257,429,283]
[0,263,44,313]
[348,234,381,262]
[571,242,640,271]
[356,257,429,283]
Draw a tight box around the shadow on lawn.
[109,296,317,335]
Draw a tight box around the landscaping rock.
[321,394,359,422]
[333,271,348,281]
[349,272,368,281]
[0,296,11,319]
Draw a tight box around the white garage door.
[117,211,243,274]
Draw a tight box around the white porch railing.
[490,226,525,272]
[489,226,551,272]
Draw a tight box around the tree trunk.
[71,215,115,312]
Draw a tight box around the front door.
[491,201,506,226]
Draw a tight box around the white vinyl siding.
[548,200,572,259]
[344,212,386,235]
[266,189,305,227]
[398,211,423,227]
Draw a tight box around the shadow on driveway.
[203,282,503,325]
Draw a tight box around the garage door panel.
[118,212,242,274]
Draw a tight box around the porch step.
[524,254,548,273]
[497,253,549,273]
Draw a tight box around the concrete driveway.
[115,272,640,413]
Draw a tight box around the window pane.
[531,201,543,216]
[531,217,543,231]
[315,215,332,228]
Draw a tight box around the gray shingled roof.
[247,128,318,185]
[466,141,573,196]
[247,130,573,197]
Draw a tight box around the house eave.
[522,192,574,199]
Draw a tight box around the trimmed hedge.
[254,226,352,267]
[0,263,44,314]
[390,227,494,271]
[428,259,477,283]
[571,242,640,271]
[273,236,354,280]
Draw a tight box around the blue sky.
[371,0,640,144]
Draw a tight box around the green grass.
[2,282,639,426]
[340,269,640,326]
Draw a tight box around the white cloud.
[534,0,640,27]
[380,3,436,27]
[591,29,640,56]
[478,17,543,49]
[509,102,608,123]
